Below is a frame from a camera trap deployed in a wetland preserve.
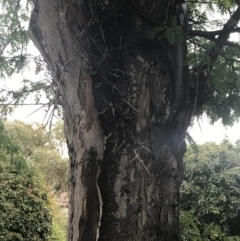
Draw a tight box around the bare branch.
[216,39,240,49]
[189,27,240,39]
[189,32,240,49]
[188,1,215,3]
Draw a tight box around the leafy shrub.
[180,140,240,240]
[0,164,52,241]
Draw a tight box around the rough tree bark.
[29,0,193,240]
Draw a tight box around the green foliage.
[149,26,166,40]
[166,18,184,45]
[0,120,67,240]
[0,121,52,240]
[187,0,237,19]
[5,120,68,192]
[50,223,66,241]
[0,0,56,116]
[186,0,240,125]
[180,211,202,241]
[48,198,67,241]
[150,0,240,126]
[186,132,199,155]
[0,0,32,78]
[149,18,183,45]
[204,47,240,125]
[180,140,240,240]
[0,121,27,171]
[0,165,52,241]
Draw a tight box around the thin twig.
[122,99,139,113]
[134,149,151,175]
[130,136,154,154]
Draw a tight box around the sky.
[5,60,240,145]
[8,103,240,144]
[190,116,240,144]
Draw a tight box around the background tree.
[0,121,52,241]
[1,0,240,240]
[0,167,52,241]
[5,120,68,192]
[180,140,240,240]
[0,120,68,240]
[5,120,69,239]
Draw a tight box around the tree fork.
[29,0,192,240]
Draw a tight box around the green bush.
[180,140,240,240]
[0,164,52,241]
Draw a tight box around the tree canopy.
[187,1,240,125]
[4,120,68,239]
[0,121,52,241]
[5,120,68,192]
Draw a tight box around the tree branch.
[189,33,240,49]
[188,1,215,3]
[189,27,240,39]
[188,38,240,63]
[190,6,240,109]
[188,18,208,25]
[216,39,240,49]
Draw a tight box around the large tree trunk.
[29,0,192,240]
